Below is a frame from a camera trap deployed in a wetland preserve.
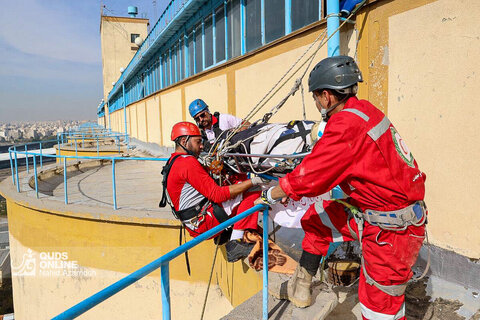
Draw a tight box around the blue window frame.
[227,0,241,59]
[108,0,325,108]
[215,4,226,63]
[245,0,262,52]
[292,0,320,31]
[204,15,214,68]
[195,24,203,73]
[265,0,285,43]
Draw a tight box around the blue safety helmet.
[188,99,209,118]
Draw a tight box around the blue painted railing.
[8,128,131,209]
[8,127,273,319]
[52,204,270,320]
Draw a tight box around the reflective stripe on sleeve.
[360,302,405,320]
[342,108,370,121]
[367,116,391,141]
[314,202,344,242]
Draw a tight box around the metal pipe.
[285,0,292,34]
[25,145,29,173]
[240,0,246,54]
[161,263,171,320]
[51,204,267,320]
[33,155,38,199]
[223,151,310,159]
[40,143,43,168]
[260,0,265,45]
[9,150,14,184]
[75,139,78,157]
[112,159,117,210]
[14,147,19,192]
[327,0,340,57]
[262,208,269,320]
[123,83,128,145]
[63,159,68,204]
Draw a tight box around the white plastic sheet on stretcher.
[203,120,331,228]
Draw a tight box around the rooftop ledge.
[0,155,179,228]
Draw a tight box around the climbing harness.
[334,199,430,297]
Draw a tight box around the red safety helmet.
[171,122,202,141]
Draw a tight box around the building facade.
[100,0,480,261]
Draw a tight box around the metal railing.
[8,129,132,209]
[8,128,273,319]
[52,204,270,320]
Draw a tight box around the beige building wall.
[388,0,480,258]
[106,0,480,258]
[184,75,229,117]
[146,96,162,145]
[160,90,183,147]
[100,16,149,100]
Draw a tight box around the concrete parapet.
[0,159,263,319]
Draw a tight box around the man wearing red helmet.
[255,56,427,319]
[160,121,265,262]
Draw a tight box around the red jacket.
[279,97,426,212]
[166,152,231,211]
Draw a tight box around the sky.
[0,0,169,122]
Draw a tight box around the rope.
[200,242,220,320]
[219,9,361,151]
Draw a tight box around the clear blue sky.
[0,0,169,122]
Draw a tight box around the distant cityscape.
[0,120,93,144]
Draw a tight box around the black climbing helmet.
[308,55,363,93]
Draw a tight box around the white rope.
[220,10,360,151]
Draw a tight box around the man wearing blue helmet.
[188,99,249,146]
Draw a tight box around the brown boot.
[270,265,313,308]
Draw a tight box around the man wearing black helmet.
[255,56,427,319]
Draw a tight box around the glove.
[251,176,270,186]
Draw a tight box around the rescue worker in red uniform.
[160,122,266,262]
[255,56,427,319]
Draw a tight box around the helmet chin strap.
[321,95,350,122]
[178,136,197,157]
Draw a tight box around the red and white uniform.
[280,97,426,320]
[166,152,258,238]
[204,113,243,143]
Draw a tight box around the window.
[204,16,214,68]
[167,51,172,85]
[187,30,194,76]
[172,45,177,83]
[163,54,169,87]
[246,0,262,52]
[227,0,241,59]
[292,0,319,31]
[215,5,226,62]
[178,38,184,81]
[131,33,140,43]
[195,24,203,73]
[265,0,285,43]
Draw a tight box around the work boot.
[225,239,255,262]
[270,265,313,308]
